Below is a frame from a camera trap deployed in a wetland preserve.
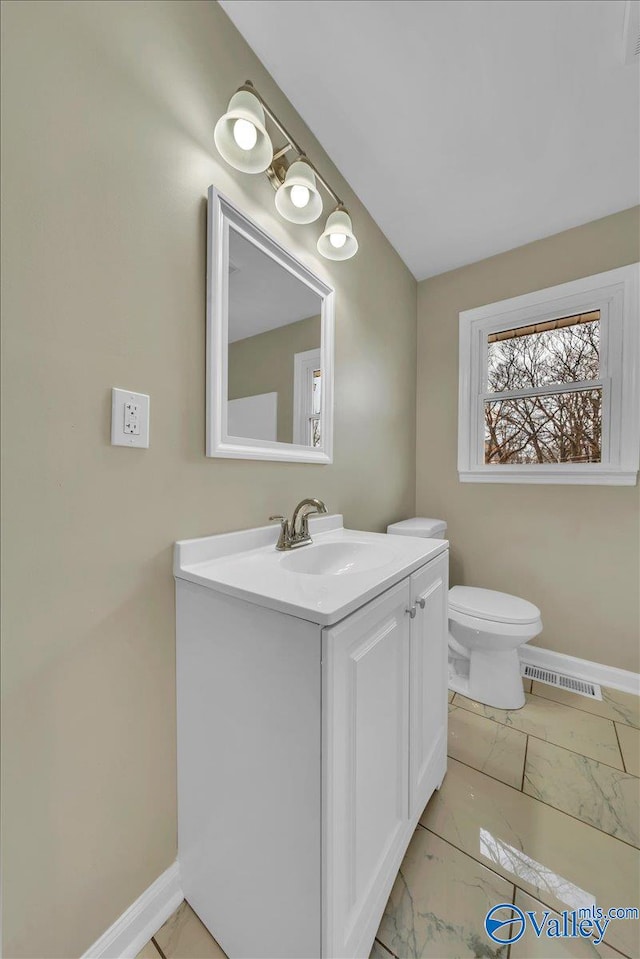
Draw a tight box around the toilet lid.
[387,517,447,537]
[449,586,541,625]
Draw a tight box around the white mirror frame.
[206,186,335,464]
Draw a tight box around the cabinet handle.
[406,605,417,619]
[417,597,426,609]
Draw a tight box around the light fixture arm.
[239,81,344,208]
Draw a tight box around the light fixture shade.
[317,209,358,260]
[274,160,323,224]
[214,90,273,174]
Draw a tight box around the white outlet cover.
[111,388,150,448]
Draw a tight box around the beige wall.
[417,206,640,674]
[0,2,417,955]
[228,314,321,443]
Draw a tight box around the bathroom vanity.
[174,515,448,959]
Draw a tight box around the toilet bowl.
[448,585,542,709]
[386,517,542,710]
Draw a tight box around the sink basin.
[174,514,448,625]
[279,541,393,576]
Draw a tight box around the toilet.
[387,517,542,710]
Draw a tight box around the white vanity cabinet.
[323,580,411,958]
[323,560,448,957]
[175,523,448,959]
[409,560,449,815]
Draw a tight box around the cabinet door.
[409,552,449,818]
[322,580,412,958]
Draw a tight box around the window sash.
[476,377,612,467]
[481,377,605,403]
[483,386,604,466]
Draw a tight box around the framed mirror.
[206,186,334,463]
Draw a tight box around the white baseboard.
[520,644,640,696]
[82,861,183,959]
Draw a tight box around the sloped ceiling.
[220,0,640,279]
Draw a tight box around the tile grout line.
[452,684,640,731]
[520,733,529,792]
[450,706,637,778]
[453,697,629,774]
[441,754,640,851]
[417,824,523,898]
[419,822,633,959]
[412,822,524,924]
[513,723,634,778]
[510,885,633,959]
[613,721,628,774]
[526,685,640,730]
[374,935,400,958]
[507,882,517,959]
[151,937,169,959]
[447,750,640,850]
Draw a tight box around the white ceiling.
[219,0,640,280]
[229,228,321,341]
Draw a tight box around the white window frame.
[458,264,639,485]
[293,348,322,446]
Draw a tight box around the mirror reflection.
[227,227,323,448]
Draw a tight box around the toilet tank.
[387,517,447,539]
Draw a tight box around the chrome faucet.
[269,498,328,550]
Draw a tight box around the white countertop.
[174,514,448,626]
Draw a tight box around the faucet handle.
[269,515,290,551]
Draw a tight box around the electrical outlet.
[123,400,140,435]
[111,388,149,448]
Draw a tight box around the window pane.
[312,369,322,415]
[484,388,602,464]
[311,415,321,448]
[487,312,600,392]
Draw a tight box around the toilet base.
[470,648,525,709]
[448,672,471,698]
[448,647,525,710]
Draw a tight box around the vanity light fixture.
[213,90,273,174]
[275,159,323,224]
[317,208,358,261]
[214,81,358,260]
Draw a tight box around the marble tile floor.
[137,681,639,959]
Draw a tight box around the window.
[310,366,322,447]
[293,348,322,447]
[458,265,639,485]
